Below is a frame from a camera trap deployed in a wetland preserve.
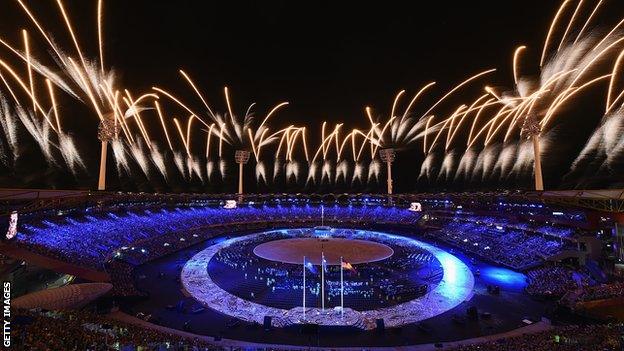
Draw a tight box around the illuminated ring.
[181,229,474,329]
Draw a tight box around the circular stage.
[181,228,475,330]
[253,237,394,265]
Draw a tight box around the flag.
[341,261,356,272]
[322,255,328,273]
[305,262,318,274]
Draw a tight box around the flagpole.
[321,252,325,311]
[340,256,344,318]
[303,255,306,321]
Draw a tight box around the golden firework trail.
[0,0,622,188]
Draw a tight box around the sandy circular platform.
[253,237,394,265]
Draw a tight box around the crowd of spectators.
[447,324,623,351]
[107,260,144,297]
[431,214,579,239]
[13,195,586,275]
[419,197,587,223]
[425,217,568,270]
[14,201,592,303]
[13,309,223,350]
[14,204,423,270]
[525,266,591,297]
[14,308,623,351]
[564,282,624,304]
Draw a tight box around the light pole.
[521,114,544,191]
[379,148,396,195]
[97,115,117,191]
[235,150,251,196]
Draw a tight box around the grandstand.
[2,190,624,349]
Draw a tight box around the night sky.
[0,1,622,192]
[107,0,557,125]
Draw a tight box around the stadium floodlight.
[520,114,543,191]
[379,148,396,195]
[96,114,118,191]
[235,150,251,195]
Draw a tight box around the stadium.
[2,189,624,350]
[3,0,624,350]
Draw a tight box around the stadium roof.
[533,189,624,212]
[2,188,624,213]
[13,283,112,310]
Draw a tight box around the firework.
[421,0,624,190]
[0,0,621,192]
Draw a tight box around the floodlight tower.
[235,150,251,196]
[97,114,118,191]
[379,148,396,195]
[521,114,544,191]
